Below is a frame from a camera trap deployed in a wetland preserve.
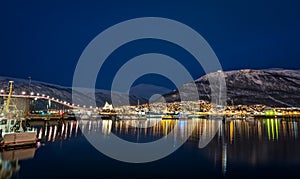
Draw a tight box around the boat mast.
[4,81,14,114]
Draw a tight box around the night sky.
[1,0,300,90]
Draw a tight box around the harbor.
[1,81,300,178]
[1,81,300,124]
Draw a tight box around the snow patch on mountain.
[164,69,300,107]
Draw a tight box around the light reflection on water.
[1,117,300,178]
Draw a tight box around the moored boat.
[162,114,179,120]
[0,118,37,148]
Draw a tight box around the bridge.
[0,88,99,119]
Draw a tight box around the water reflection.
[78,117,300,175]
[75,118,300,144]
[34,120,79,142]
[0,147,37,179]
[0,120,80,179]
[1,117,300,178]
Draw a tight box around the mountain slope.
[163,69,300,107]
[0,76,147,107]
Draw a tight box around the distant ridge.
[0,76,147,106]
[163,69,300,107]
[2,69,300,107]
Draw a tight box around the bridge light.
[0,89,4,93]
[63,101,67,104]
[30,92,34,96]
[21,91,26,95]
[90,106,93,109]
[77,104,80,107]
[42,94,45,97]
[37,93,40,96]
[72,104,75,106]
[83,105,86,108]
[47,96,50,98]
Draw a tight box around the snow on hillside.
[164,69,300,107]
[0,76,148,106]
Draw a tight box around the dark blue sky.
[1,0,300,90]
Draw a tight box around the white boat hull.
[1,132,37,147]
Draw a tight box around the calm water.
[2,117,300,178]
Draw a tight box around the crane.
[4,81,14,113]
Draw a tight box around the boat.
[0,118,37,148]
[99,112,117,120]
[162,113,179,120]
[0,81,37,148]
[146,114,164,118]
[117,114,147,120]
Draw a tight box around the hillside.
[163,69,300,107]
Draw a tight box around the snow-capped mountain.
[2,69,300,107]
[163,69,300,107]
[0,76,147,107]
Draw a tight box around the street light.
[28,76,31,92]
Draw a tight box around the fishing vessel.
[0,118,37,148]
[0,81,37,148]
